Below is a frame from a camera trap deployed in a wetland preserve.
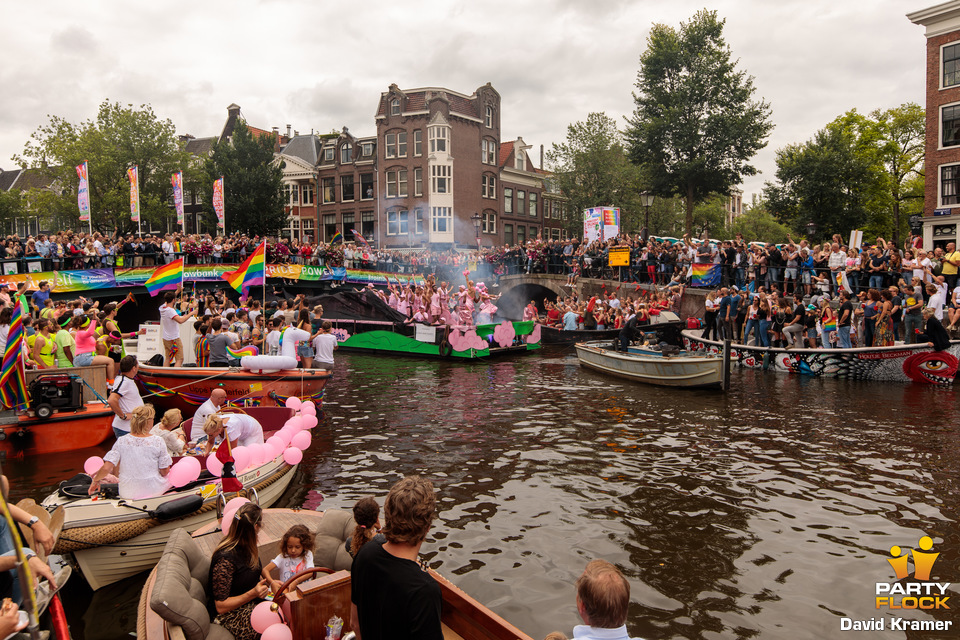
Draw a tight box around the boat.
[575,340,724,388]
[137,508,534,640]
[41,406,301,591]
[538,311,684,346]
[317,290,542,358]
[681,329,960,385]
[137,363,331,414]
[0,402,114,456]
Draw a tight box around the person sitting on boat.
[351,475,442,640]
[88,404,172,499]
[201,412,265,457]
[108,355,143,439]
[346,497,383,558]
[191,388,228,442]
[73,316,116,379]
[0,475,57,607]
[209,503,268,639]
[29,319,55,370]
[917,307,952,352]
[151,408,186,456]
[559,559,642,640]
[261,524,315,595]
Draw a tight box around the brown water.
[7,348,960,639]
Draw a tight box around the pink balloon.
[84,456,103,476]
[282,447,303,465]
[221,497,250,530]
[291,431,311,451]
[284,417,304,432]
[250,601,282,634]
[261,623,293,640]
[246,445,262,469]
[263,441,281,462]
[180,456,202,480]
[275,429,293,447]
[206,455,223,477]
[301,415,318,430]
[232,446,250,473]
[169,457,200,488]
[266,435,285,451]
[301,401,316,416]
[284,396,302,411]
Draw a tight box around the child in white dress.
[262,524,315,594]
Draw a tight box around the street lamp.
[471,212,481,248]
[639,191,655,242]
[805,220,818,240]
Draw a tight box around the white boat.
[41,406,300,591]
[575,341,724,388]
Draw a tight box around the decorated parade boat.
[41,406,306,591]
[681,330,960,385]
[576,340,724,388]
[318,290,542,359]
[538,311,684,346]
[138,508,535,640]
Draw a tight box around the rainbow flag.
[352,229,371,248]
[330,231,343,245]
[222,241,265,293]
[227,345,259,359]
[690,263,720,287]
[602,208,619,226]
[144,258,184,297]
[823,317,837,331]
[0,297,28,411]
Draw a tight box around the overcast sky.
[0,0,931,201]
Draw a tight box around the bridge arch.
[494,274,568,319]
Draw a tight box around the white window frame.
[415,208,424,234]
[431,206,451,233]
[516,150,525,170]
[482,139,497,165]
[385,133,397,159]
[340,143,353,164]
[360,173,375,201]
[431,165,451,194]
[341,175,355,202]
[529,192,537,217]
[362,142,374,157]
[940,100,960,150]
[414,130,422,156]
[429,126,448,153]
[323,147,334,162]
[482,211,496,234]
[939,161,960,208]
[302,184,314,206]
[386,169,408,198]
[415,168,423,197]
[485,106,493,128]
[504,187,513,214]
[942,40,960,90]
[390,98,400,116]
[321,177,336,204]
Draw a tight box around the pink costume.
[387,292,399,310]
[522,305,536,322]
[430,292,442,317]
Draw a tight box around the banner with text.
[172,171,184,225]
[213,177,225,229]
[127,166,140,222]
[76,162,90,222]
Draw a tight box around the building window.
[946,43,960,88]
[429,126,448,153]
[387,210,408,235]
[283,184,299,206]
[342,212,356,238]
[323,214,337,241]
[942,164,960,205]
[482,211,496,234]
[361,210,375,237]
[341,175,356,202]
[415,208,424,234]
[482,174,496,199]
[482,139,497,165]
[322,178,335,204]
[517,225,526,245]
[302,184,314,206]
[385,133,397,158]
[944,104,960,147]
[397,132,407,157]
[362,142,374,157]
[431,207,451,233]
[516,150,525,170]
[414,130,422,156]
[386,169,408,198]
[485,106,493,128]
[323,147,334,162]
[504,223,513,246]
[504,188,513,214]
[529,192,537,217]
[390,98,400,116]
[340,143,353,164]
[360,173,374,200]
[415,168,423,197]
[431,165,451,194]
[518,190,525,214]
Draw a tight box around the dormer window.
[516,150,525,171]
[390,98,401,116]
[341,142,353,164]
[485,106,494,128]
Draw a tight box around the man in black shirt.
[351,476,442,640]
[837,290,854,349]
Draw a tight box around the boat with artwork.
[315,290,542,358]
[538,311,684,346]
[137,507,534,640]
[41,406,304,590]
[681,330,960,385]
[575,340,724,388]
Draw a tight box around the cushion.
[150,528,213,640]
[314,509,355,571]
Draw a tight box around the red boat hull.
[0,403,114,455]
[136,365,331,414]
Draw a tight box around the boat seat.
[150,528,233,640]
[312,508,355,571]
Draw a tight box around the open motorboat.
[575,340,724,389]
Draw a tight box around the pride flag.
[689,263,720,287]
[172,172,184,225]
[77,161,90,222]
[0,297,28,411]
[352,229,371,248]
[144,258,184,297]
[222,242,265,293]
[330,231,343,245]
[823,317,837,331]
[213,177,225,230]
[128,165,140,222]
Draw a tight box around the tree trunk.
[685,183,694,236]
[892,198,900,248]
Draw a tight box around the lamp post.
[640,191,655,243]
[471,212,481,248]
[805,220,818,241]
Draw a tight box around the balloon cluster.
[251,601,292,639]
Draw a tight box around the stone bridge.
[489,273,706,320]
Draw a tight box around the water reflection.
[7,349,960,639]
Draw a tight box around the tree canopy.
[14,100,195,233]
[199,122,286,238]
[626,9,773,235]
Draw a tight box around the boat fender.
[240,355,298,372]
[438,340,453,357]
[151,495,203,522]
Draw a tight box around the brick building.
[909,1,960,250]
[316,128,378,243]
[498,137,544,246]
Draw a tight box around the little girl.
[347,497,382,558]
[263,524,315,594]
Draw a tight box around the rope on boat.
[52,463,295,553]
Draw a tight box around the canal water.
[7,347,960,639]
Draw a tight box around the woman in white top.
[201,413,265,456]
[151,408,186,456]
[89,405,172,499]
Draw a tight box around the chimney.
[294,130,299,137]
[540,144,544,170]
[286,124,292,138]
[272,127,279,135]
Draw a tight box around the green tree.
[626,10,773,234]
[546,112,646,237]
[727,195,793,244]
[200,122,285,237]
[0,188,24,232]
[871,103,925,245]
[14,101,193,233]
[691,194,727,239]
